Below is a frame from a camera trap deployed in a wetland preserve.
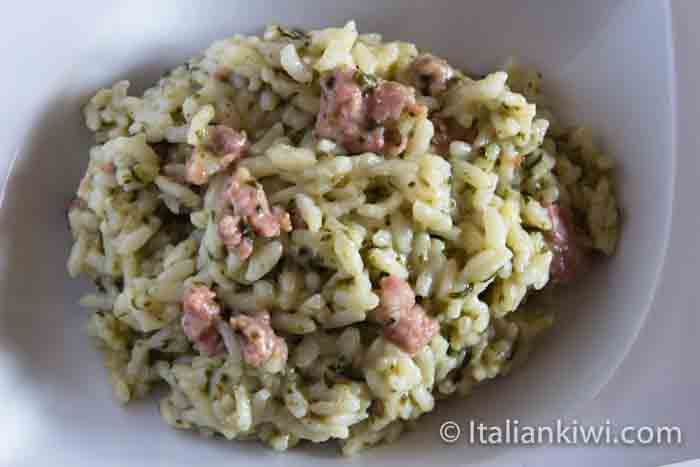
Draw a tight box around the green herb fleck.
[336,277,354,288]
[277,26,309,42]
[354,70,378,93]
[240,223,254,241]
[133,163,157,184]
[522,152,543,170]
[448,284,474,299]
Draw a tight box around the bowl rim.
[0,1,679,464]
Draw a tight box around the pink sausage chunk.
[230,310,288,367]
[546,204,588,283]
[218,172,292,259]
[182,286,223,356]
[377,275,439,354]
[315,67,418,155]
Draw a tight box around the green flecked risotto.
[67,21,619,455]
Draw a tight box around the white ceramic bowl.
[0,1,675,466]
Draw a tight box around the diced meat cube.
[316,67,377,154]
[247,207,292,238]
[375,275,439,354]
[191,323,223,357]
[315,67,417,155]
[225,175,262,218]
[367,82,416,124]
[248,212,281,238]
[218,214,244,249]
[409,53,454,96]
[207,125,247,163]
[218,214,255,260]
[221,170,293,248]
[384,304,439,355]
[183,125,248,186]
[181,310,212,341]
[376,275,416,324]
[230,310,288,367]
[182,286,223,356]
[183,286,220,322]
[546,204,589,283]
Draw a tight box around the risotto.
[67,21,619,455]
